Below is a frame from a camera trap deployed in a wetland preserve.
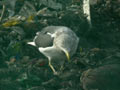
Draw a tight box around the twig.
[0,4,5,22]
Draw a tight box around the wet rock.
[80,64,120,90]
[0,79,21,90]
[27,86,45,90]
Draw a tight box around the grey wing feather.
[54,31,79,57]
[40,26,62,34]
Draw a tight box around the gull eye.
[44,31,48,34]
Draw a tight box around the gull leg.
[48,57,58,75]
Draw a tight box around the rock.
[80,64,120,90]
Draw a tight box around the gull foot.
[53,71,60,75]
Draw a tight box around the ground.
[0,0,120,90]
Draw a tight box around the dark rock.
[80,64,120,90]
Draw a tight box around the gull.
[28,26,79,75]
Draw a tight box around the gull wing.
[54,30,79,57]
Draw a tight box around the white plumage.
[28,26,79,75]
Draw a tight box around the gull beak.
[27,42,36,46]
[64,50,70,62]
